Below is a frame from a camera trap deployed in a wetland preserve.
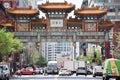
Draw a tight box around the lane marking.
[54,75,58,80]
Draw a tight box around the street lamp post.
[92,46,96,62]
[111,45,114,58]
[72,42,76,61]
[37,42,40,54]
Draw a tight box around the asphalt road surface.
[10,74,104,80]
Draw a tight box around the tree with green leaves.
[24,42,47,66]
[0,28,21,61]
[36,54,47,67]
[79,47,102,65]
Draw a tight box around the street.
[10,74,103,80]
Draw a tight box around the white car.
[59,68,71,76]
[87,68,93,74]
[35,68,43,74]
[0,64,10,80]
[93,66,103,77]
[76,67,87,76]
[0,68,4,80]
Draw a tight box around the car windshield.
[26,67,33,70]
[0,65,7,70]
[78,67,85,69]
[47,64,57,69]
[0,68,2,73]
[61,69,67,70]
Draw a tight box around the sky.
[37,0,83,18]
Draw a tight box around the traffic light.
[8,53,12,57]
[101,47,104,55]
[92,58,96,62]
[92,52,97,62]
[16,57,19,62]
[20,50,23,54]
[94,52,97,58]
[83,48,86,56]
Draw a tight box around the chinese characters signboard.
[84,22,97,31]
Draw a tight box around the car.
[35,68,40,74]
[59,68,71,76]
[87,68,93,75]
[0,64,10,80]
[103,58,120,80]
[36,68,43,74]
[47,61,58,74]
[93,66,103,77]
[0,68,4,80]
[76,67,87,76]
[15,67,38,75]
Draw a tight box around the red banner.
[104,42,110,58]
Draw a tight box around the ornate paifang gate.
[0,1,114,60]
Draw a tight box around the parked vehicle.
[76,67,87,76]
[0,63,10,80]
[0,68,4,80]
[35,68,43,74]
[103,58,120,80]
[15,67,38,75]
[86,61,93,75]
[87,68,93,75]
[47,61,58,74]
[75,60,87,76]
[63,61,75,72]
[59,68,71,76]
[63,60,87,73]
[93,66,103,77]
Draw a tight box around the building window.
[107,16,115,19]
[107,6,115,12]
[94,0,105,3]
[118,6,120,11]
[108,0,114,3]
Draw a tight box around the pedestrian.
[17,69,21,77]
[43,67,47,76]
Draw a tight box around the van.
[103,58,120,80]
[47,61,58,74]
